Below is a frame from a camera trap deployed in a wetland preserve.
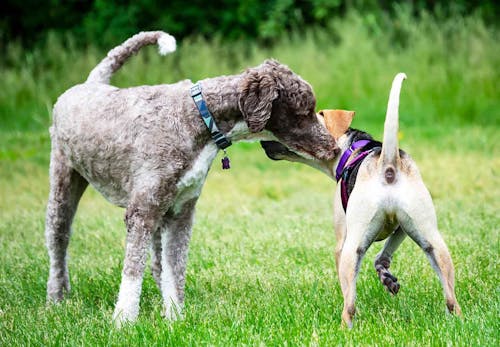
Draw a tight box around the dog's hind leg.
[338,205,386,328]
[46,145,88,302]
[159,198,197,320]
[397,185,462,316]
[374,226,406,295]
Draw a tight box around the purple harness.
[336,140,376,211]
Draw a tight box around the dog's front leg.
[113,201,163,327]
[150,227,163,290]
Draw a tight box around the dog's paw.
[382,272,400,295]
[341,306,355,329]
[447,300,462,316]
[46,279,71,304]
[375,264,400,295]
[162,302,183,321]
[112,307,138,328]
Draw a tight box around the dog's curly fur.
[45,31,338,326]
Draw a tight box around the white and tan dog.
[322,73,462,327]
[261,73,462,328]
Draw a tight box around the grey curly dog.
[45,31,338,326]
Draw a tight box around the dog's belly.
[375,216,399,241]
[85,175,130,207]
[67,149,132,207]
[375,228,395,242]
[67,143,219,211]
[55,130,136,207]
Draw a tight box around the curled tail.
[379,73,407,183]
[86,31,176,84]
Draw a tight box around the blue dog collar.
[191,83,232,169]
[190,83,232,150]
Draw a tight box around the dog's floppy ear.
[238,67,279,133]
[320,109,355,140]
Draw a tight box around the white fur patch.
[160,231,181,319]
[158,33,176,55]
[113,275,142,325]
[173,143,218,214]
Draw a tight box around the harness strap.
[336,140,371,181]
[338,140,382,211]
[340,149,374,211]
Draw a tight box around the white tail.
[379,73,407,183]
[86,31,176,84]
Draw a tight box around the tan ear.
[319,109,355,139]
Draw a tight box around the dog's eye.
[318,111,324,117]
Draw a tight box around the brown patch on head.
[242,60,339,161]
[319,109,355,140]
[238,61,279,133]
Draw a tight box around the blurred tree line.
[0,0,497,48]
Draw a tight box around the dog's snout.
[318,135,340,161]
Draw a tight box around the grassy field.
[1,10,499,346]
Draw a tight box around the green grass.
[1,10,499,346]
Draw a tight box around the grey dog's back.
[53,80,193,140]
[52,80,196,206]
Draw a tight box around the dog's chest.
[173,143,219,213]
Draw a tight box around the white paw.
[113,275,142,327]
[163,301,183,321]
[112,306,138,328]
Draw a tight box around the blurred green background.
[1,0,498,134]
[0,1,499,345]
[0,0,497,47]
